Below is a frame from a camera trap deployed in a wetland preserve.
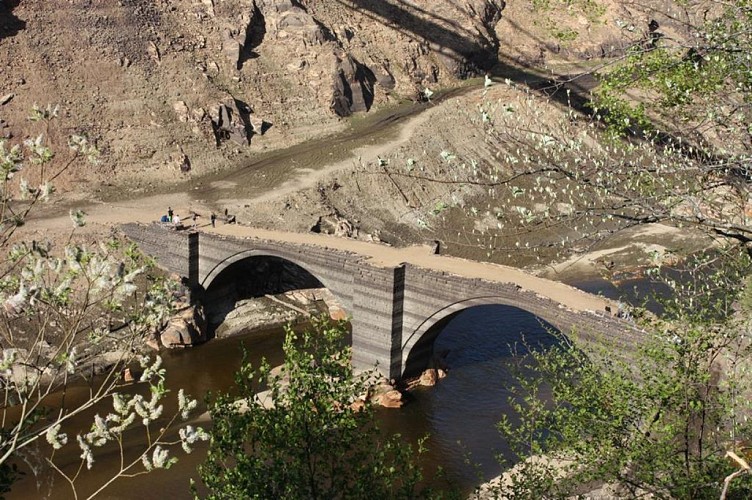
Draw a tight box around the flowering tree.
[0,109,207,497]
[493,252,752,498]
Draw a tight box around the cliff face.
[0,0,666,193]
[0,0,507,189]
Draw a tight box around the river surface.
[14,264,675,499]
[13,302,570,499]
[7,272,669,498]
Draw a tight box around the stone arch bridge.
[121,223,640,380]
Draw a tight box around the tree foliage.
[0,110,206,497]
[197,319,432,500]
[493,252,752,498]
[593,0,752,152]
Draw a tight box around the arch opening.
[403,303,563,379]
[202,255,340,339]
[395,304,568,492]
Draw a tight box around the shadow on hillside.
[0,0,25,41]
[335,0,497,75]
[335,0,597,116]
[238,2,266,70]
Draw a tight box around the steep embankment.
[0,0,507,192]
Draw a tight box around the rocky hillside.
[0,0,667,194]
[1,0,709,274]
[0,0,488,191]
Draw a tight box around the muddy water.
[10,328,288,500]
[13,302,567,499]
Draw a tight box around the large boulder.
[160,303,208,348]
[258,0,326,45]
[172,100,190,122]
[222,28,243,66]
[330,52,375,116]
[310,213,358,238]
[418,368,438,387]
[210,98,252,146]
[371,380,404,409]
[377,389,404,409]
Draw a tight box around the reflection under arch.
[402,300,563,378]
[381,303,569,492]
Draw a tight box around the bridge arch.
[203,249,320,290]
[200,248,353,312]
[402,296,565,377]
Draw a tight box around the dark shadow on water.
[403,304,561,377]
[201,256,324,339]
[382,304,565,496]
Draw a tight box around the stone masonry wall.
[350,265,405,377]
[121,224,642,380]
[399,264,641,376]
[120,223,194,279]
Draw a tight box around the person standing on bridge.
[210,213,216,227]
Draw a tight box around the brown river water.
[8,274,662,499]
[10,305,561,499]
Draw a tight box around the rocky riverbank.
[155,286,346,349]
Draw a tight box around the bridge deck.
[202,223,615,316]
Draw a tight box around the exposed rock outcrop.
[331,52,375,116]
[417,367,448,387]
[0,0,649,193]
[160,303,208,348]
[258,0,326,45]
[311,213,358,238]
[210,99,253,146]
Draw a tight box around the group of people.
[161,207,224,228]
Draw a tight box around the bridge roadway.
[121,222,640,380]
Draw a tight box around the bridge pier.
[350,265,406,380]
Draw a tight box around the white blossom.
[85,413,112,447]
[77,434,94,470]
[64,347,77,374]
[44,424,68,450]
[178,425,209,453]
[141,452,153,472]
[139,356,165,383]
[177,389,198,420]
